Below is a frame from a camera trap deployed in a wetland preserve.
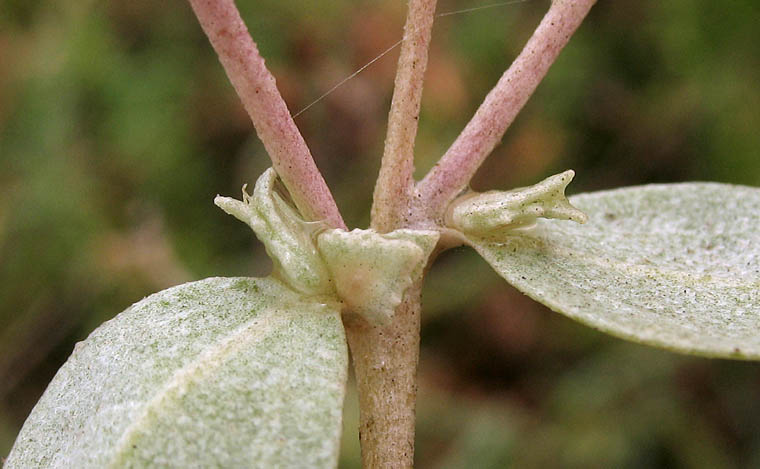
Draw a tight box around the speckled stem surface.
[188,0,345,229]
[344,282,423,469]
[371,0,437,232]
[416,0,597,221]
[357,0,438,465]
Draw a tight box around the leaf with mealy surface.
[6,276,347,468]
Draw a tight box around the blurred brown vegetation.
[1,0,759,467]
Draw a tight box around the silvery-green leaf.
[467,183,760,359]
[6,277,348,468]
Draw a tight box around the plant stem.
[191,2,596,468]
[344,283,423,469]
[350,1,437,466]
[415,0,597,221]
[371,0,438,232]
[187,0,345,229]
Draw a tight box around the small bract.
[446,170,587,239]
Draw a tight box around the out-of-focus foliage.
[1,0,758,467]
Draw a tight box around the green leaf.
[467,183,760,359]
[6,277,348,468]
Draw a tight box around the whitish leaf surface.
[468,183,760,359]
[6,277,348,468]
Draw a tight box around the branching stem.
[190,0,595,467]
[415,0,597,221]
[188,0,345,229]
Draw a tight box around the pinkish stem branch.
[188,0,345,229]
[415,0,597,221]
[371,0,438,232]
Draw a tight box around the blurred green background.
[1,0,759,467]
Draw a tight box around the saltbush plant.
[5,0,759,467]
